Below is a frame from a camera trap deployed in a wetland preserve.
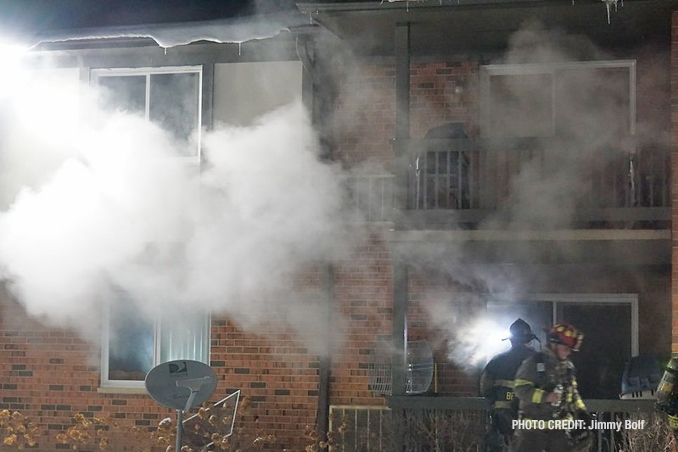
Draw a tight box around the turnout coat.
[513,347,587,421]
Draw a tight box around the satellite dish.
[145,360,217,411]
[407,340,434,394]
[367,339,435,395]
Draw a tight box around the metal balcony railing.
[345,174,395,223]
[330,405,391,452]
[344,139,670,228]
[412,140,669,208]
[399,138,670,228]
[330,398,667,452]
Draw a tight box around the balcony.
[347,138,670,231]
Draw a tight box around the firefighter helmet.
[506,318,536,344]
[547,323,583,351]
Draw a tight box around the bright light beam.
[452,318,511,368]
[0,40,30,97]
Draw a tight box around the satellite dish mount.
[145,360,217,452]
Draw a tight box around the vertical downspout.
[391,21,410,452]
[392,21,410,397]
[299,33,334,441]
[201,63,215,160]
[200,62,215,366]
[317,265,333,442]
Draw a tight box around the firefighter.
[511,323,592,452]
[655,357,678,442]
[480,318,537,451]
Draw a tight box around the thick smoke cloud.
[418,22,664,369]
[0,59,355,352]
[0,18,664,374]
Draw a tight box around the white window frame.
[90,66,203,165]
[480,60,636,137]
[92,66,206,389]
[486,293,639,356]
[100,300,211,389]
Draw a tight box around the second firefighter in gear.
[511,323,592,452]
[480,318,537,451]
[655,357,678,441]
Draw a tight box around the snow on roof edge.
[31,13,308,49]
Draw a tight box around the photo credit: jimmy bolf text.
[512,419,647,431]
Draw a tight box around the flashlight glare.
[453,318,512,368]
[0,41,29,96]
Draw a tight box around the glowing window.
[101,291,210,389]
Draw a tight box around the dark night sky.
[0,0,300,41]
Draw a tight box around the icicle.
[238,42,242,56]
[628,154,636,207]
[602,0,620,24]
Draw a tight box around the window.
[487,294,638,399]
[91,66,202,160]
[480,61,635,138]
[93,66,205,388]
[101,291,210,388]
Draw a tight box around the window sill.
[97,387,149,395]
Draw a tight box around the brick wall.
[210,319,321,450]
[330,231,393,406]
[0,293,327,451]
[0,296,161,451]
[333,63,396,171]
[410,61,479,139]
[332,59,478,170]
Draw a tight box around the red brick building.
[0,0,677,450]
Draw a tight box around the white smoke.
[0,53,356,350]
[452,318,512,368]
[412,22,666,371]
[417,289,526,369]
[0,112,193,326]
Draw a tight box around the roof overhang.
[29,13,310,51]
[35,12,311,50]
[297,0,678,56]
